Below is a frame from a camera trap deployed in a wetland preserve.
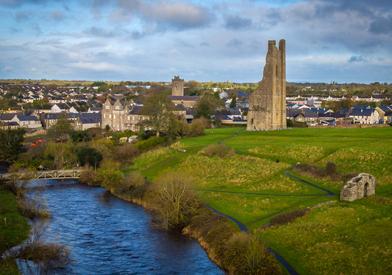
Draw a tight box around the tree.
[141,92,174,136]
[195,94,223,119]
[70,130,91,143]
[47,117,73,141]
[44,141,77,169]
[76,147,103,169]
[229,95,237,109]
[151,172,199,230]
[0,128,25,162]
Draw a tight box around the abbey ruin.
[247,39,287,131]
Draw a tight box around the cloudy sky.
[0,0,391,83]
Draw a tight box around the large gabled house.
[101,96,148,132]
[75,113,101,130]
[349,106,380,124]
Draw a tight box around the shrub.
[96,160,124,190]
[185,118,208,137]
[70,130,91,143]
[79,169,100,186]
[325,162,337,175]
[113,144,139,163]
[149,172,199,231]
[135,136,166,151]
[18,242,69,269]
[200,143,235,158]
[18,198,50,220]
[224,233,281,274]
[118,172,147,198]
[269,208,309,227]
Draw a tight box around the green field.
[131,127,392,274]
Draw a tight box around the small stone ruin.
[340,173,376,202]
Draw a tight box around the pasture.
[131,126,392,274]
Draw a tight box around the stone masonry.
[172,75,184,97]
[247,39,286,131]
[340,173,376,202]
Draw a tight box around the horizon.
[1,0,392,83]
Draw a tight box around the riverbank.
[96,179,282,274]
[0,185,29,274]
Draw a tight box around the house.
[50,103,69,113]
[101,97,147,132]
[0,121,19,129]
[0,113,18,124]
[42,113,79,128]
[11,114,42,129]
[349,107,380,124]
[169,95,199,108]
[378,106,392,124]
[75,113,101,130]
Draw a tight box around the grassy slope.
[131,127,392,274]
[0,187,29,274]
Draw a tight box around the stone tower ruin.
[172,75,184,97]
[247,39,286,131]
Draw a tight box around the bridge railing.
[1,169,84,180]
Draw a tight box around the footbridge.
[1,169,83,181]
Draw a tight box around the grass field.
[131,126,392,274]
[0,187,29,274]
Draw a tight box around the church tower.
[172,75,184,97]
[247,39,286,131]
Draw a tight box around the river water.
[21,180,222,274]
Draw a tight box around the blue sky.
[0,0,391,83]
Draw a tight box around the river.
[20,180,223,274]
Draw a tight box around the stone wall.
[340,173,376,202]
[247,39,286,131]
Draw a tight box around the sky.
[0,0,391,83]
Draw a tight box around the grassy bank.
[129,126,392,274]
[0,186,29,275]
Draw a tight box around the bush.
[79,169,100,186]
[325,161,337,175]
[18,242,69,269]
[118,172,147,198]
[224,233,281,274]
[149,172,199,231]
[113,144,139,163]
[96,160,124,190]
[187,208,238,266]
[185,118,208,137]
[135,136,166,151]
[70,130,91,143]
[18,198,50,220]
[200,143,235,158]
[294,162,341,180]
[269,209,309,226]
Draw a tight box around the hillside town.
[0,79,391,132]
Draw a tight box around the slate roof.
[0,113,17,121]
[380,105,392,113]
[79,113,101,124]
[44,113,79,120]
[349,108,375,116]
[128,105,143,115]
[17,114,39,121]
